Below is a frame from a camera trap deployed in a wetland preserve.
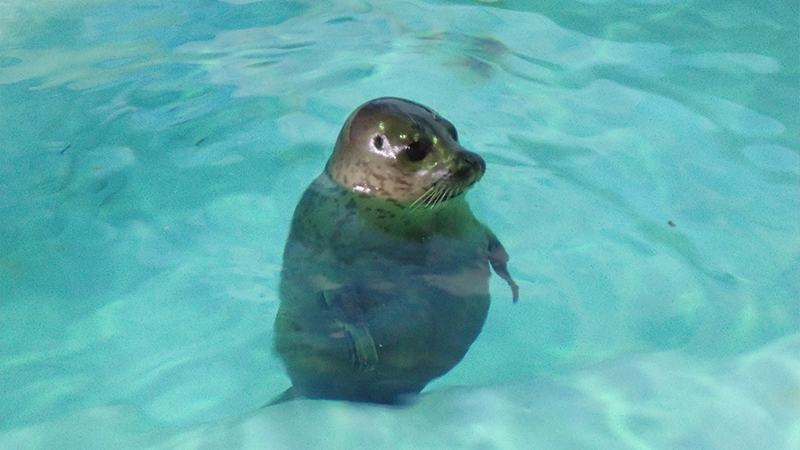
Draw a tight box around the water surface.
[1,1,798,449]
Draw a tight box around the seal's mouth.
[409,150,485,209]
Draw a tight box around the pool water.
[1,0,798,449]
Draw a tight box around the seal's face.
[326,98,486,207]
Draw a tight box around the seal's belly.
[274,226,493,403]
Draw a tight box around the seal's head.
[326,97,485,207]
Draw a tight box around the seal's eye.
[372,135,385,150]
[404,141,430,162]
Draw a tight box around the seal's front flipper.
[322,288,379,371]
[487,231,520,302]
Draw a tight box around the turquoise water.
[1,0,798,448]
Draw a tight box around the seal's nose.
[454,149,486,184]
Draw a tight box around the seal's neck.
[312,171,481,240]
[350,190,479,240]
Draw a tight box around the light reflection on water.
[0,0,797,449]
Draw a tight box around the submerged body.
[273,98,517,404]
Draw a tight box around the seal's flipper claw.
[340,321,379,371]
[487,232,520,302]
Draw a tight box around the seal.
[272,97,518,404]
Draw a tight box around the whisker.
[410,186,434,210]
[440,185,452,204]
[446,186,457,202]
[410,178,468,210]
[443,184,461,204]
[432,185,448,206]
[409,194,424,209]
[411,185,436,209]
[428,184,447,207]
[423,188,437,208]
[424,186,440,207]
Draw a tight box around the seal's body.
[273,98,517,404]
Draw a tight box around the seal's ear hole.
[404,141,430,162]
[372,135,385,150]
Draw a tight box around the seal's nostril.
[459,150,485,170]
[454,150,485,182]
